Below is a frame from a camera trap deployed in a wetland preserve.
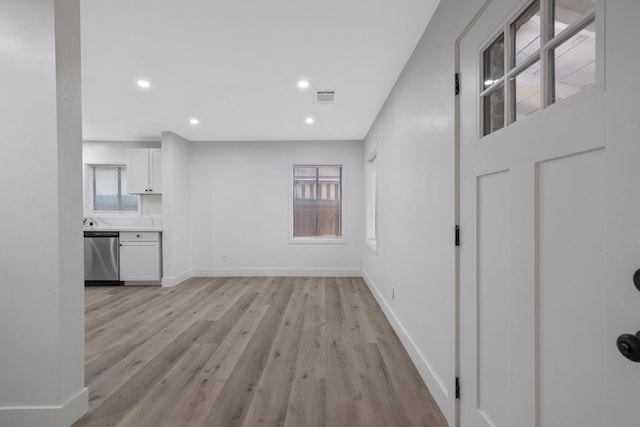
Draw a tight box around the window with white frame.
[482,0,598,136]
[89,165,138,212]
[292,165,342,239]
[366,151,377,251]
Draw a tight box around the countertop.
[84,226,163,232]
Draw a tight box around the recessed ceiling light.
[298,80,310,89]
[189,118,199,125]
[137,79,151,89]
[305,117,314,124]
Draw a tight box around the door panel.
[536,149,605,427]
[477,170,511,427]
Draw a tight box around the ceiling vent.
[315,90,335,104]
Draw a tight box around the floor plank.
[201,280,295,427]
[74,277,447,427]
[116,291,260,427]
[242,290,308,426]
[284,296,326,427]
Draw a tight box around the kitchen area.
[83,140,164,286]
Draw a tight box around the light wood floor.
[74,277,447,427]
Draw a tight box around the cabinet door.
[119,241,160,281]
[149,148,162,193]
[126,149,150,194]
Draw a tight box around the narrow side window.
[366,152,378,252]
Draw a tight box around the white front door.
[459,0,640,426]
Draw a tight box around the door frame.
[453,2,495,426]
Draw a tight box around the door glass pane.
[554,0,596,36]
[483,85,505,136]
[553,23,596,103]
[94,167,119,210]
[511,60,541,122]
[483,34,505,89]
[512,0,541,67]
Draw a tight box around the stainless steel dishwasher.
[84,231,121,285]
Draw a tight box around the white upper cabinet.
[126,149,149,193]
[149,148,162,193]
[127,148,162,194]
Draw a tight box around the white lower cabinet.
[119,232,161,282]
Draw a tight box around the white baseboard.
[191,267,362,277]
[161,269,192,287]
[0,387,88,427]
[361,269,451,418]
[162,267,362,286]
[61,388,88,426]
[124,280,162,286]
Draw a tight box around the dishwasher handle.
[84,231,119,238]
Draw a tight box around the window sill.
[289,237,346,245]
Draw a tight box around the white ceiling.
[81,0,441,142]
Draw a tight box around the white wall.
[82,140,162,222]
[83,140,159,164]
[0,0,87,425]
[189,140,363,276]
[361,0,486,424]
[161,132,192,286]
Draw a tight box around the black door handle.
[633,268,640,292]
[617,331,640,362]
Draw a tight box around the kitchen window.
[292,165,342,241]
[89,165,139,212]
